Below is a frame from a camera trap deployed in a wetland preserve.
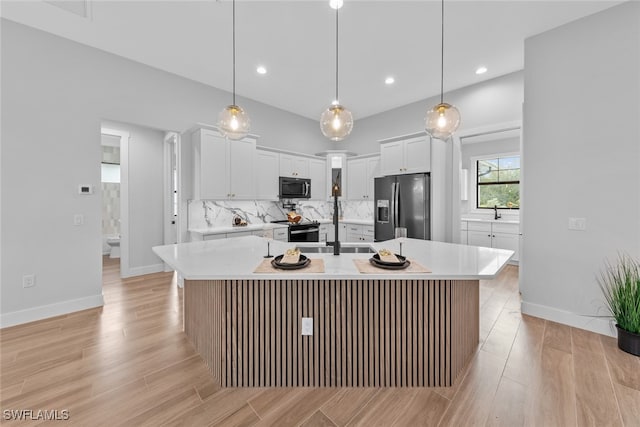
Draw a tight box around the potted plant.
[598,254,640,356]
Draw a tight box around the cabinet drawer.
[203,233,226,241]
[467,221,491,232]
[228,230,252,238]
[492,222,519,234]
[273,228,288,241]
[363,226,375,237]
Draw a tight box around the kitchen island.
[153,236,512,388]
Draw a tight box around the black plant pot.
[616,324,640,356]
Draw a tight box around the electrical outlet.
[73,214,84,226]
[301,317,313,336]
[23,274,35,288]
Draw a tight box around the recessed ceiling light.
[256,65,267,75]
[475,66,488,75]
[329,0,343,10]
[385,76,395,85]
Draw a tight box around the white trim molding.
[122,263,165,279]
[521,301,617,338]
[0,294,104,329]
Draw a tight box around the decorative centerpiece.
[598,254,640,356]
[287,211,302,223]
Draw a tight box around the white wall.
[0,20,328,327]
[521,2,640,336]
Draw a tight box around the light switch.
[73,214,84,226]
[568,217,586,231]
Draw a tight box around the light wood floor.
[1,257,639,426]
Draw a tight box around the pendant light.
[320,0,353,141]
[425,0,460,140]
[218,0,250,140]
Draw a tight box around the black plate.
[369,257,411,270]
[272,254,311,270]
[372,253,407,266]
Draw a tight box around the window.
[476,156,520,209]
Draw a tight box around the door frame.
[101,127,131,278]
[163,132,181,271]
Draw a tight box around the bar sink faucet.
[494,205,501,220]
[331,173,341,255]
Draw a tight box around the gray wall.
[0,20,327,325]
[347,71,524,155]
[0,18,524,326]
[521,1,640,335]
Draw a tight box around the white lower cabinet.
[319,224,335,243]
[345,223,374,242]
[459,221,468,245]
[461,220,520,262]
[202,233,226,241]
[338,223,347,242]
[273,227,288,242]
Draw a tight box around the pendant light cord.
[335,5,339,104]
[440,0,444,105]
[232,0,236,106]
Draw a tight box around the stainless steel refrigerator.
[374,173,430,241]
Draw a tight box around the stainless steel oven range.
[270,220,320,243]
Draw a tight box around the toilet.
[106,236,120,259]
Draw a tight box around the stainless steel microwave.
[279,177,311,199]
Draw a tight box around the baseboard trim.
[122,263,164,278]
[521,301,617,337]
[0,294,104,329]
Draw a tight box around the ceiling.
[1,0,624,120]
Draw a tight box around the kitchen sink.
[296,245,375,254]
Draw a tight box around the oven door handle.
[290,228,319,235]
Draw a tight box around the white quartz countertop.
[153,236,513,281]
[461,217,520,225]
[190,219,373,235]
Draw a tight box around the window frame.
[470,152,521,211]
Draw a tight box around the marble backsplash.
[188,199,374,230]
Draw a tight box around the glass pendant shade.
[320,104,353,141]
[218,104,250,140]
[425,102,460,140]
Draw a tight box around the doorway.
[101,127,129,276]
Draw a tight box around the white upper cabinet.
[309,158,326,200]
[279,153,310,178]
[379,136,430,175]
[347,156,380,200]
[366,156,380,199]
[229,138,256,199]
[255,149,280,200]
[193,128,256,200]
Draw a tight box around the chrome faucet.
[494,205,501,220]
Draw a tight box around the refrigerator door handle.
[393,182,400,229]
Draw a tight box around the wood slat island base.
[184,278,479,388]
